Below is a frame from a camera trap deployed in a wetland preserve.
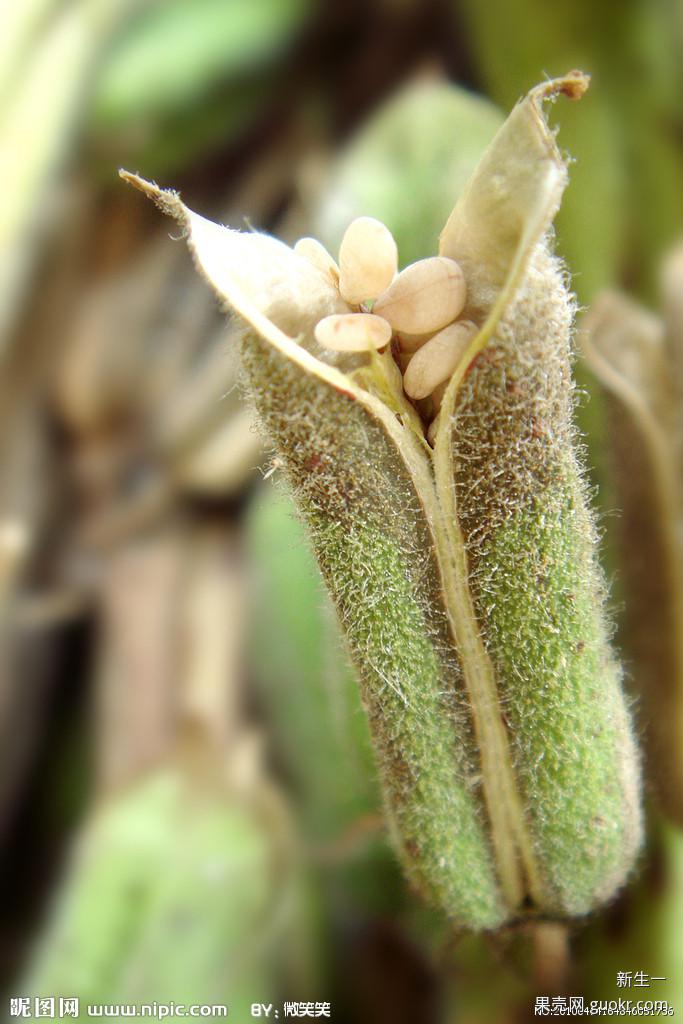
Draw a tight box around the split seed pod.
[121,71,642,929]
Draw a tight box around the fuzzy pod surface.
[121,72,642,929]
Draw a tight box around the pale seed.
[403,320,477,400]
[314,313,392,352]
[374,257,466,335]
[294,237,340,286]
[338,217,398,305]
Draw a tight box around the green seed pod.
[121,72,642,929]
[431,76,642,918]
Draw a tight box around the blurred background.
[3,1,683,1021]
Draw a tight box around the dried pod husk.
[121,72,641,929]
[117,180,350,343]
[582,287,683,824]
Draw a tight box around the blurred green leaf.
[93,77,275,177]
[92,0,312,126]
[89,0,313,175]
[577,823,683,1016]
[24,770,282,1018]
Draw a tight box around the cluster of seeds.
[296,216,477,439]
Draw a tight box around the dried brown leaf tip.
[122,72,642,930]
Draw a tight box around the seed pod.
[374,256,466,334]
[582,286,683,825]
[403,320,477,400]
[122,72,642,930]
[294,237,340,287]
[338,216,398,304]
[435,72,641,917]
[315,312,392,352]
